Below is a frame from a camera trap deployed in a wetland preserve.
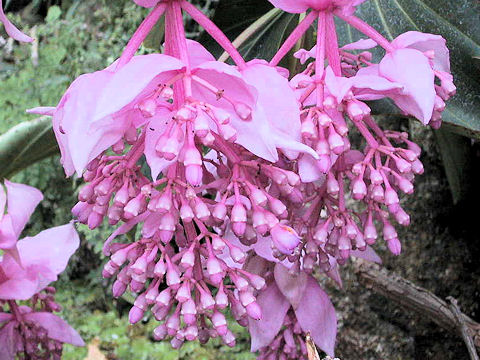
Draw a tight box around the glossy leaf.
[0,117,58,179]
[335,0,480,139]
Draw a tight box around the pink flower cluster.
[26,0,454,357]
[0,181,83,359]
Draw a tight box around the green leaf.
[0,117,58,179]
[335,0,480,139]
[143,15,165,50]
[434,128,474,204]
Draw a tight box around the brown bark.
[352,259,480,353]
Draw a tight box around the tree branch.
[352,259,480,350]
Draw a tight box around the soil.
[331,121,480,359]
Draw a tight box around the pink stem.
[354,119,379,148]
[116,3,167,70]
[334,12,394,53]
[315,12,326,107]
[270,11,317,67]
[180,0,247,69]
[325,12,341,76]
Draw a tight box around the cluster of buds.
[0,289,65,360]
[28,0,454,357]
[258,311,310,360]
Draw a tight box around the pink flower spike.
[0,0,33,42]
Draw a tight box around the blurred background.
[1,0,479,359]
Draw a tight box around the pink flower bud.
[200,291,215,311]
[181,299,197,325]
[326,174,339,195]
[176,282,191,303]
[234,102,252,121]
[270,224,301,255]
[186,165,203,186]
[180,249,195,269]
[382,222,397,241]
[124,194,145,218]
[193,200,211,221]
[411,159,424,174]
[211,312,228,335]
[246,302,262,320]
[153,325,168,341]
[139,97,157,118]
[180,203,195,222]
[185,326,198,341]
[212,202,227,222]
[371,184,384,202]
[129,306,145,324]
[370,169,384,185]
[156,288,171,307]
[222,330,236,347]
[328,129,344,155]
[352,177,367,200]
[387,237,402,255]
[207,257,223,285]
[112,280,127,298]
[215,288,229,309]
[79,183,95,202]
[384,188,399,206]
[301,117,317,139]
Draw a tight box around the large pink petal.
[274,264,308,309]
[379,49,435,124]
[295,276,337,356]
[94,54,184,122]
[0,277,39,300]
[0,215,17,250]
[0,320,16,360]
[392,31,450,72]
[4,180,43,238]
[186,40,215,68]
[242,63,317,160]
[24,312,84,346]
[248,282,291,351]
[0,0,32,42]
[17,223,79,276]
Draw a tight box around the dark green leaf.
[335,0,480,139]
[434,128,474,203]
[0,117,58,179]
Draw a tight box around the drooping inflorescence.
[23,0,455,357]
